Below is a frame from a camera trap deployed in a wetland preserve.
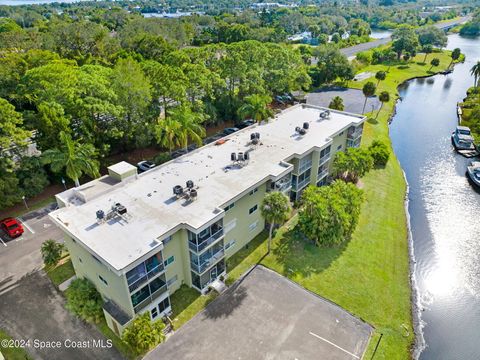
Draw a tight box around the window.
[151,307,158,319]
[338,131,344,136]
[167,275,178,287]
[249,188,258,195]
[337,144,342,150]
[225,240,236,250]
[162,236,172,245]
[249,221,259,231]
[98,275,108,286]
[78,257,82,263]
[298,154,313,174]
[224,203,235,212]
[164,256,175,267]
[249,205,258,214]
[158,297,170,314]
[320,145,331,159]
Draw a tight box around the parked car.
[222,127,239,136]
[0,218,24,238]
[137,160,156,173]
[203,134,223,145]
[452,126,475,150]
[467,161,480,187]
[237,119,255,129]
[171,148,188,159]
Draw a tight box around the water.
[370,29,392,39]
[389,34,480,359]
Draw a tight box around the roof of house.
[49,104,365,272]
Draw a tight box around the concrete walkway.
[59,275,77,292]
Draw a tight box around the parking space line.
[19,219,35,234]
[0,237,6,247]
[309,331,360,359]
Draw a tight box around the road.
[340,16,471,58]
[0,204,64,294]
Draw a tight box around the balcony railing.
[319,155,331,166]
[189,228,224,253]
[190,248,225,274]
[292,178,310,191]
[317,169,328,180]
[133,284,168,313]
[127,263,165,293]
[347,129,363,140]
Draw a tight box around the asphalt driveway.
[307,86,380,114]
[146,266,372,360]
[0,271,123,360]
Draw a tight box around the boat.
[452,126,475,151]
[467,161,480,187]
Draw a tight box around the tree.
[377,91,390,119]
[449,48,461,68]
[41,240,64,268]
[66,278,103,323]
[416,26,448,48]
[170,106,205,151]
[0,98,31,150]
[333,147,374,183]
[237,94,273,122]
[122,313,165,355]
[154,116,181,154]
[429,58,440,71]
[260,192,291,254]
[42,131,100,187]
[375,71,386,87]
[422,45,433,63]
[362,81,376,114]
[328,96,344,111]
[0,163,22,210]
[298,181,363,246]
[471,61,480,87]
[368,140,390,166]
[310,46,354,86]
[391,25,419,59]
[17,156,50,198]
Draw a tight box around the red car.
[0,218,24,238]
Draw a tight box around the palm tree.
[449,47,461,68]
[237,94,273,123]
[328,96,344,111]
[42,132,99,187]
[429,57,440,72]
[376,91,390,119]
[154,116,181,154]
[375,71,386,87]
[362,81,377,114]
[170,106,206,151]
[260,192,291,254]
[471,61,480,87]
[422,45,433,63]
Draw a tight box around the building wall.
[162,229,191,292]
[223,183,267,258]
[64,236,134,316]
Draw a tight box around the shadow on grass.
[271,226,348,278]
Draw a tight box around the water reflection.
[390,34,480,360]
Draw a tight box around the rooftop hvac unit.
[295,126,301,133]
[189,189,198,199]
[238,152,244,161]
[186,180,194,189]
[303,122,309,130]
[319,110,330,119]
[252,138,259,145]
[173,185,183,196]
[299,128,307,135]
[250,133,256,141]
[116,204,127,215]
[255,132,260,140]
[231,152,237,161]
[244,151,250,161]
[96,210,105,220]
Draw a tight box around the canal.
[390,33,480,360]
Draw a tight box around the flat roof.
[50,104,364,272]
[145,265,372,360]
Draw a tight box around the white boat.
[452,126,475,150]
[467,161,480,187]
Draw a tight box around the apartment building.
[49,104,365,336]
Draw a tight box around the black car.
[237,119,255,129]
[222,127,240,136]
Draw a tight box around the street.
[0,204,64,295]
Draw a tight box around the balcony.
[190,247,225,274]
[131,275,168,313]
[347,128,363,140]
[317,169,328,180]
[189,227,224,253]
[292,177,310,191]
[127,254,165,293]
[319,155,331,166]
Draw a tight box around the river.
[389,33,480,359]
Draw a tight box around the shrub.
[368,140,391,166]
[153,152,171,165]
[356,50,373,65]
[122,313,165,355]
[41,239,64,267]
[66,278,104,323]
[333,147,374,183]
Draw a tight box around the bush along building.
[50,104,365,336]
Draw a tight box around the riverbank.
[458,86,480,137]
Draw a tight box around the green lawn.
[97,319,137,360]
[45,258,75,287]
[0,329,32,360]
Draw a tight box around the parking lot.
[0,204,64,292]
[307,87,381,115]
[146,266,372,360]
